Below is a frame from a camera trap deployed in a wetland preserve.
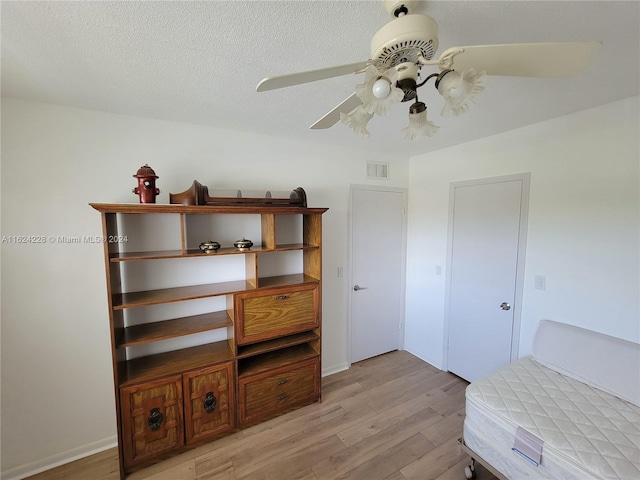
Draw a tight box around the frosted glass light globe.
[402,102,440,140]
[355,66,403,115]
[436,68,486,117]
[372,78,391,99]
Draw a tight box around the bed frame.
[457,438,508,480]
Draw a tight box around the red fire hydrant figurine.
[133,164,160,203]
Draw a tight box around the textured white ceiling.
[2,1,638,157]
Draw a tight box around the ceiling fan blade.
[256,61,371,92]
[438,42,601,77]
[310,94,362,130]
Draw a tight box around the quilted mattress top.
[466,357,640,480]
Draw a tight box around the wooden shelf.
[183,247,264,256]
[257,274,319,289]
[255,243,318,253]
[118,311,233,348]
[109,244,319,262]
[121,341,234,387]
[110,246,265,262]
[237,331,319,359]
[91,203,328,216]
[110,249,187,261]
[237,343,319,378]
[112,275,318,310]
[112,280,252,309]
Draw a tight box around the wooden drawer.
[120,376,184,467]
[183,362,235,444]
[235,285,318,345]
[238,357,320,425]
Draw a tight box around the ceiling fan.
[256,0,601,140]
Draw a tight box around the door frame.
[442,173,530,371]
[348,184,408,367]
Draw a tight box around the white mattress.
[464,356,640,480]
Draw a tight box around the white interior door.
[446,175,529,382]
[350,187,406,364]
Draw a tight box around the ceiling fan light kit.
[256,1,601,141]
[402,102,440,140]
[356,65,404,116]
[436,68,487,117]
[340,107,374,137]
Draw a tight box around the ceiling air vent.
[367,162,390,180]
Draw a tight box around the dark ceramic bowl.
[234,238,253,250]
[199,241,221,253]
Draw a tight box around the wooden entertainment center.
[90,201,327,478]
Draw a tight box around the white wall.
[4,95,638,479]
[0,98,409,478]
[405,96,640,369]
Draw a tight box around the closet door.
[446,175,529,382]
[350,186,406,364]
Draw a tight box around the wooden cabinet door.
[183,362,235,443]
[120,376,184,467]
[238,358,319,425]
[235,285,318,345]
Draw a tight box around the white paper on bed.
[512,426,543,466]
[532,319,640,406]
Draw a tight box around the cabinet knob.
[276,295,289,300]
[277,394,289,400]
[277,379,289,385]
[147,408,163,431]
[204,391,217,413]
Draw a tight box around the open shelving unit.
[91,202,327,478]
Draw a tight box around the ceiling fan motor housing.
[382,0,419,17]
[371,14,439,70]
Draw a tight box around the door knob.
[353,285,368,291]
[500,302,511,311]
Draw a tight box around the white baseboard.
[1,436,117,480]
[322,361,349,377]
[403,344,444,371]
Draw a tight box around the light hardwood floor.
[27,351,496,480]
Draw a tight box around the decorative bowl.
[199,241,221,253]
[234,238,253,250]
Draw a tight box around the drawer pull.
[277,394,288,400]
[147,408,163,431]
[275,295,289,300]
[204,391,217,414]
[277,379,289,385]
